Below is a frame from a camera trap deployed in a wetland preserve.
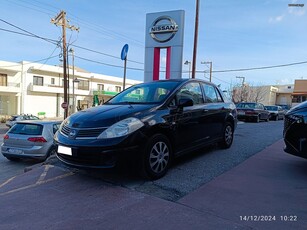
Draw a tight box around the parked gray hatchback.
[1,120,62,161]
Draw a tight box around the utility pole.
[201,61,212,82]
[192,0,200,79]
[51,11,79,119]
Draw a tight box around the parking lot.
[0,121,306,229]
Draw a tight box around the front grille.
[60,124,107,139]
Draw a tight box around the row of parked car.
[1,79,306,180]
[236,102,286,122]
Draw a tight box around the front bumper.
[237,114,257,120]
[54,130,148,168]
[56,144,140,168]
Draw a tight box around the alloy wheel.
[225,125,233,146]
[149,141,170,174]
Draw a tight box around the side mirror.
[178,98,193,107]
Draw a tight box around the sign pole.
[123,58,127,90]
[121,44,129,91]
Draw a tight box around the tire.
[275,115,278,121]
[45,147,56,160]
[255,115,260,123]
[6,156,20,161]
[139,134,172,180]
[265,115,270,122]
[219,122,234,149]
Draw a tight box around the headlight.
[97,117,144,139]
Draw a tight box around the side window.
[214,88,224,102]
[176,82,204,105]
[202,83,218,103]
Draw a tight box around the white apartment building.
[0,60,142,118]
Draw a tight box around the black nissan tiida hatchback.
[55,79,237,179]
[283,101,307,159]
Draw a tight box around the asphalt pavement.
[0,138,306,229]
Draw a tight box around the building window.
[115,86,121,92]
[33,76,43,86]
[77,80,89,90]
[51,78,55,85]
[97,84,104,91]
[0,74,7,86]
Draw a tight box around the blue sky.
[0,0,306,91]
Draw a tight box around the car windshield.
[106,81,180,104]
[237,103,256,109]
[265,106,277,111]
[9,123,43,135]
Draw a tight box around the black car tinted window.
[9,123,43,135]
[237,103,256,109]
[108,81,179,104]
[215,87,224,102]
[177,82,204,105]
[202,83,218,103]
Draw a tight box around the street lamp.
[236,76,245,86]
[201,61,212,82]
[184,60,191,78]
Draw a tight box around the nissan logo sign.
[149,16,178,43]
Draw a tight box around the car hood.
[287,101,307,115]
[65,104,157,128]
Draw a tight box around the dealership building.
[0,60,141,118]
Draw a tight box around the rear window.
[9,123,43,135]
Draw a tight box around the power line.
[9,0,144,47]
[0,18,58,45]
[71,44,143,65]
[212,61,307,73]
[0,27,59,44]
[0,18,144,65]
[0,55,59,68]
[75,55,143,71]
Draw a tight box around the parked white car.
[6,114,40,128]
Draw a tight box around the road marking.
[0,167,74,196]
[36,165,53,185]
[0,176,17,189]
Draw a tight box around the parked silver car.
[6,114,40,128]
[1,120,62,161]
[264,105,284,121]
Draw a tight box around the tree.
[232,83,267,103]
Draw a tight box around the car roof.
[140,78,213,84]
[237,102,257,104]
[15,120,62,125]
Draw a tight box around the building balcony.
[28,83,90,96]
[0,83,21,93]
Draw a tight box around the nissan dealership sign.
[144,10,185,82]
[149,16,179,43]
